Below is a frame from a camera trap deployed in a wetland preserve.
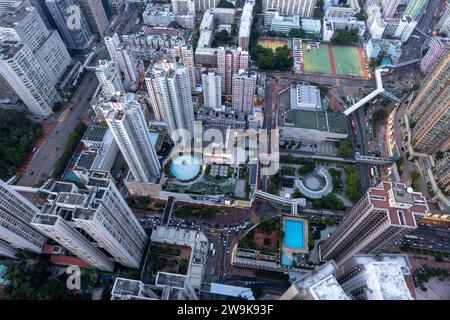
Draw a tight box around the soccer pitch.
[332,46,365,77]
[302,43,368,77]
[302,43,332,74]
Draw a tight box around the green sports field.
[257,39,288,52]
[302,43,332,74]
[302,43,368,77]
[332,46,365,77]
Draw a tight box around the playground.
[302,42,368,78]
[257,38,289,52]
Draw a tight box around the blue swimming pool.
[284,220,305,249]
[281,252,293,267]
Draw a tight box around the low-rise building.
[280,109,348,142]
[142,4,175,27]
[270,14,300,33]
[290,84,322,111]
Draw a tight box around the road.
[354,109,373,193]
[222,274,290,294]
[407,222,450,253]
[19,71,99,186]
[261,73,282,192]
[17,6,140,187]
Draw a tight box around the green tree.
[339,139,353,157]
[330,27,359,44]
[345,165,360,202]
[288,28,305,38]
[231,23,238,36]
[168,21,181,29]
[216,0,235,8]
[214,30,231,44]
[297,161,315,175]
[435,151,445,160]
[313,0,325,19]
[313,193,345,211]
[410,171,420,181]
[0,110,43,179]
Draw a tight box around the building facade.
[34,30,73,85]
[262,0,316,16]
[45,0,93,50]
[407,52,450,154]
[102,93,161,183]
[0,179,47,255]
[74,0,109,35]
[381,0,399,19]
[238,0,254,51]
[420,37,449,74]
[217,47,249,95]
[145,61,195,142]
[436,3,450,35]
[433,152,450,192]
[232,70,256,114]
[95,60,124,99]
[0,42,60,116]
[105,33,140,86]
[321,182,428,265]
[201,69,222,110]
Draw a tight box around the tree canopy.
[339,139,353,157]
[216,0,235,8]
[345,165,360,202]
[0,110,42,179]
[251,44,293,71]
[3,255,74,300]
[313,193,345,211]
[331,27,359,44]
[288,28,305,38]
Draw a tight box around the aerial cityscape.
[0,0,449,304]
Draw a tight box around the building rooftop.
[284,109,347,134]
[364,262,412,300]
[74,151,97,170]
[368,182,428,224]
[210,283,255,300]
[200,10,214,31]
[292,261,349,300]
[354,254,411,275]
[82,125,108,143]
[0,2,30,27]
[55,192,87,207]
[291,84,322,111]
[238,1,254,39]
[309,275,350,300]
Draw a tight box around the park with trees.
[0,110,42,179]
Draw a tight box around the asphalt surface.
[408,222,450,253]
[19,72,99,186]
[17,5,141,187]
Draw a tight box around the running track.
[327,45,337,75]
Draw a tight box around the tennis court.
[302,43,332,74]
[257,39,288,52]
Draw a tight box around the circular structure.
[295,167,333,199]
[304,175,322,190]
[170,154,201,181]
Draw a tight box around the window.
[397,210,406,225]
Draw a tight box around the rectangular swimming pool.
[284,220,305,249]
